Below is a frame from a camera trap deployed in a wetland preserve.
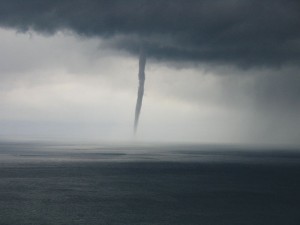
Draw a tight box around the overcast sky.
[0,0,299,145]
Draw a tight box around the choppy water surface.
[0,142,300,225]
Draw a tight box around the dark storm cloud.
[0,0,299,67]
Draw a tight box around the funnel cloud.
[134,47,146,134]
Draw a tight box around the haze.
[0,1,299,146]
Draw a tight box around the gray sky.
[0,1,299,145]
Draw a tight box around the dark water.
[0,142,300,225]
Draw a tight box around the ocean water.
[0,141,300,225]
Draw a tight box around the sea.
[0,141,300,225]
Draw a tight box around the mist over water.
[1,141,300,225]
